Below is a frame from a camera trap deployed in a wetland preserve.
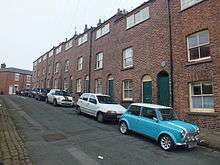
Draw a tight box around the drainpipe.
[166,0,174,107]
[88,30,93,93]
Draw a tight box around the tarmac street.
[1,95,220,165]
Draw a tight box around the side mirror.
[153,117,159,123]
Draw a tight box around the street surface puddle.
[43,133,66,142]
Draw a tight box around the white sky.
[0,0,145,70]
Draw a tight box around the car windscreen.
[158,108,178,121]
[97,96,117,104]
[55,91,70,96]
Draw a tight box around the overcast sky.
[0,0,145,70]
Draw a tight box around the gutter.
[167,0,174,107]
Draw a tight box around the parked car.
[119,103,200,151]
[35,88,50,101]
[46,89,74,106]
[29,88,40,98]
[76,93,127,122]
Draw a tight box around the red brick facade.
[170,0,220,129]
[0,67,32,95]
[32,0,220,129]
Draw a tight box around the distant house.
[0,63,32,95]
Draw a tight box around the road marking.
[18,111,42,128]
[67,147,100,165]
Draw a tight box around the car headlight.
[181,130,187,138]
[196,128,200,134]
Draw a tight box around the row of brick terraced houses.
[32,0,220,130]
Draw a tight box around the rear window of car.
[81,94,89,101]
[55,91,70,96]
[97,96,117,104]
[128,105,141,116]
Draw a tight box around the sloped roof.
[0,67,32,75]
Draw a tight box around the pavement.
[0,97,32,165]
[0,95,220,165]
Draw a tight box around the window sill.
[185,58,212,67]
[179,0,206,12]
[187,111,217,117]
[121,66,134,71]
[94,68,103,71]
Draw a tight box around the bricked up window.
[190,82,214,112]
[95,52,103,69]
[77,57,83,70]
[126,7,150,29]
[78,33,88,46]
[76,79,82,93]
[123,47,133,68]
[96,23,110,39]
[123,80,133,101]
[187,30,210,61]
[181,0,204,10]
[95,79,102,94]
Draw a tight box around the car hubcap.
[120,123,127,134]
[161,136,171,150]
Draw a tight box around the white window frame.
[15,73,20,81]
[96,23,110,39]
[187,30,210,62]
[76,79,82,93]
[95,52,103,69]
[26,75,31,82]
[56,46,62,54]
[65,40,73,50]
[78,33,88,46]
[55,63,60,73]
[189,81,214,113]
[181,0,204,10]
[126,7,150,29]
[123,47,133,68]
[123,80,133,101]
[77,57,83,71]
[43,55,47,61]
[95,79,102,94]
[49,50,54,57]
[38,58,42,63]
[65,60,70,72]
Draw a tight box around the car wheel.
[119,121,128,134]
[76,106,81,115]
[159,134,174,151]
[97,112,104,123]
[53,99,57,106]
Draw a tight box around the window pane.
[200,45,210,58]
[202,83,213,94]
[188,35,198,48]
[127,15,134,28]
[203,96,214,109]
[192,84,201,95]
[142,107,157,119]
[189,47,199,60]
[141,7,149,21]
[129,105,141,116]
[199,31,209,45]
[192,96,203,108]
[135,11,142,24]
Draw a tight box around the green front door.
[143,81,152,103]
[108,79,114,97]
[158,75,170,106]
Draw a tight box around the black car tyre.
[97,112,104,123]
[53,99,57,106]
[119,121,129,134]
[159,134,174,151]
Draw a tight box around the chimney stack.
[1,63,6,69]
[84,24,88,32]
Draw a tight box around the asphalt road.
[1,95,220,165]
